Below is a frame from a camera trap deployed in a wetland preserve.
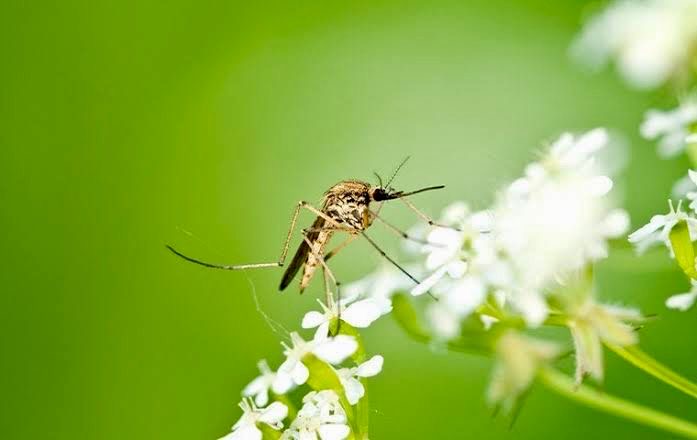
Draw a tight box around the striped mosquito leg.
[324,234,358,262]
[360,231,438,301]
[399,197,462,231]
[167,200,309,270]
[301,234,341,289]
[370,211,439,246]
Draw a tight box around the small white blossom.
[641,99,697,157]
[220,399,288,440]
[337,355,384,405]
[275,330,357,393]
[496,129,628,324]
[686,170,697,212]
[571,0,697,89]
[567,301,641,383]
[666,280,697,310]
[342,264,420,315]
[242,360,279,406]
[487,331,559,413]
[628,200,697,253]
[411,204,493,296]
[302,297,383,331]
[281,390,350,440]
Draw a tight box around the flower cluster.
[571,0,697,313]
[629,188,697,311]
[641,98,697,158]
[219,295,385,440]
[343,128,640,406]
[571,0,697,89]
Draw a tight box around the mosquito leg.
[301,233,341,291]
[167,200,308,270]
[399,197,461,231]
[166,245,285,270]
[324,234,358,262]
[360,231,437,300]
[321,265,332,307]
[298,202,356,233]
[370,210,443,246]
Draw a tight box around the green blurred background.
[2,0,696,438]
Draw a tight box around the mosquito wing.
[279,216,325,291]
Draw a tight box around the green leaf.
[391,293,430,341]
[260,424,282,439]
[668,220,697,279]
[392,293,494,355]
[303,354,344,395]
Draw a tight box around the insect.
[167,159,446,303]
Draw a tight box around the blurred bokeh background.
[2,0,696,438]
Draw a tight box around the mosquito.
[166,158,450,306]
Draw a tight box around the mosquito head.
[370,184,445,202]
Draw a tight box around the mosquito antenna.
[373,171,384,188]
[386,156,411,188]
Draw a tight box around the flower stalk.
[538,367,697,439]
[606,343,697,400]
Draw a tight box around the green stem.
[336,321,370,439]
[538,367,697,439]
[607,343,697,400]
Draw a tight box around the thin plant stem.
[606,343,697,400]
[538,367,697,439]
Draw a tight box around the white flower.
[495,130,627,324]
[487,331,559,413]
[425,301,462,339]
[411,205,493,296]
[274,330,357,393]
[302,297,383,331]
[641,100,697,158]
[672,170,697,212]
[567,301,641,383]
[220,399,288,440]
[570,0,697,89]
[546,128,609,171]
[628,200,697,253]
[336,355,384,405]
[242,360,279,406]
[686,170,697,213]
[666,280,697,311]
[342,264,420,314]
[281,390,350,440]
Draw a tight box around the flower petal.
[222,424,262,440]
[271,370,294,394]
[341,299,382,328]
[666,291,697,311]
[291,361,309,385]
[313,335,357,365]
[411,265,448,296]
[317,423,350,440]
[628,215,667,243]
[355,355,384,377]
[302,311,327,329]
[342,377,365,405]
[242,375,267,397]
[258,401,288,425]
